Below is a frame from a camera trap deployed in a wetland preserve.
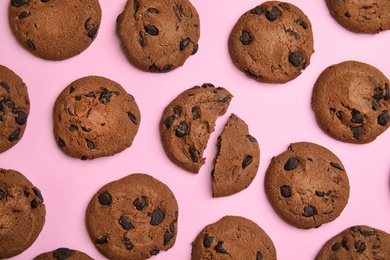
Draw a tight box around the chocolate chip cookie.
[312,60,390,144]
[228,1,314,83]
[315,225,390,259]
[0,168,46,259]
[117,0,200,72]
[0,64,30,153]
[264,142,350,229]
[212,113,260,197]
[34,248,93,260]
[326,0,390,33]
[191,216,277,259]
[8,0,101,60]
[86,173,178,260]
[53,76,141,160]
[160,83,233,173]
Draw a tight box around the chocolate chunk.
[360,229,374,236]
[33,187,43,201]
[192,107,200,119]
[150,249,159,255]
[175,121,189,137]
[250,6,263,15]
[351,110,364,123]
[242,155,253,169]
[180,38,190,51]
[189,147,199,162]
[332,242,342,251]
[256,252,263,260]
[85,18,92,30]
[240,31,252,45]
[284,157,299,171]
[372,100,379,110]
[138,33,144,46]
[164,116,174,129]
[164,231,174,245]
[147,8,159,13]
[214,241,228,254]
[0,82,10,92]
[0,189,6,200]
[119,215,134,230]
[384,84,390,100]
[330,162,343,170]
[26,39,36,50]
[377,110,389,126]
[81,126,91,132]
[86,139,95,149]
[302,206,317,217]
[15,111,28,125]
[12,0,26,7]
[265,6,280,21]
[161,64,173,72]
[246,135,257,142]
[133,1,139,12]
[148,208,164,225]
[288,51,305,67]
[31,198,41,208]
[53,248,73,260]
[203,234,214,248]
[191,43,199,55]
[173,107,181,116]
[315,191,325,197]
[344,12,351,18]
[8,128,21,142]
[280,185,291,198]
[287,29,300,39]
[57,138,65,147]
[98,191,112,205]
[87,27,99,39]
[354,241,366,253]
[95,235,108,244]
[133,196,147,210]
[99,89,112,103]
[144,25,159,35]
[351,126,363,138]
[123,236,134,250]
[299,20,308,29]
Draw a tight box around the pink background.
[1,0,390,259]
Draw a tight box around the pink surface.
[1,0,390,259]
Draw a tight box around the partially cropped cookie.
[212,114,260,197]
[8,0,101,60]
[0,168,45,259]
[191,216,277,259]
[315,225,390,259]
[326,0,390,33]
[34,248,93,260]
[86,173,178,260]
[117,0,200,72]
[264,142,350,229]
[53,76,140,160]
[0,64,30,153]
[160,83,233,173]
[312,60,390,144]
[228,1,314,83]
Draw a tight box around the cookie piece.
[264,142,350,229]
[117,0,200,73]
[212,113,260,197]
[8,0,101,60]
[34,248,93,260]
[228,1,314,83]
[0,168,46,259]
[315,225,390,259]
[0,65,30,153]
[326,0,390,34]
[191,216,276,259]
[160,83,233,173]
[86,173,178,260]
[312,60,390,144]
[53,76,141,160]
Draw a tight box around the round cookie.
[212,113,260,197]
[264,142,350,229]
[0,168,46,259]
[117,0,200,73]
[86,173,179,260]
[315,225,390,259]
[53,76,141,160]
[326,0,390,34]
[228,1,314,83]
[160,83,233,173]
[191,215,277,259]
[312,60,390,144]
[8,0,101,60]
[34,248,93,260]
[0,64,30,153]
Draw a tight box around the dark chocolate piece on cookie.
[34,248,93,260]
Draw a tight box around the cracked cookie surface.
[264,142,350,229]
[86,173,178,260]
[8,0,101,60]
[312,60,390,144]
[117,0,200,73]
[53,76,140,160]
[228,1,314,83]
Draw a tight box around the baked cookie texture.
[264,142,350,229]
[312,60,390,144]
[0,168,46,259]
[0,64,30,153]
[8,0,101,60]
[160,83,233,173]
[228,1,314,83]
[212,113,260,197]
[191,216,277,259]
[34,248,93,260]
[53,76,140,160]
[326,0,390,34]
[86,173,178,260]
[117,0,200,73]
[315,225,390,259]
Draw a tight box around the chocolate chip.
[173,107,181,116]
[138,33,144,46]
[192,107,200,120]
[133,0,139,12]
[98,191,111,205]
[164,116,174,129]
[214,241,228,254]
[41,0,50,2]
[287,29,300,39]
[246,135,257,142]
[169,219,176,232]
[250,6,263,15]
[345,12,351,18]
[119,215,134,230]
[12,0,25,7]
[8,128,21,142]
[299,20,308,29]
[87,27,98,39]
[86,139,95,149]
[384,83,390,100]
[33,187,43,201]
[0,82,9,92]
[133,196,147,210]
[315,191,325,197]
[164,231,174,245]
[288,51,305,67]
[332,242,342,251]
[144,25,159,35]
[351,110,364,123]
[240,31,252,45]
[191,44,199,55]
[203,234,214,248]
[95,235,108,244]
[99,89,112,103]
[351,125,363,138]
[330,162,343,170]
[123,236,134,251]
[148,208,164,226]
[31,198,41,208]
[150,249,159,255]
[189,147,199,162]
[355,241,366,253]
[18,11,30,19]
[125,112,137,125]
[57,138,65,147]
[202,83,215,88]
[161,64,173,72]
[378,110,389,126]
[26,39,36,50]
[85,18,92,30]
[242,155,253,169]
[173,4,183,21]
[372,100,379,110]
[180,38,190,51]
[280,185,291,198]
[175,121,189,138]
[256,252,263,260]
[147,8,159,13]
[0,189,6,200]
[284,157,299,171]
[360,229,374,236]
[265,6,280,21]
[53,248,73,260]
[81,156,88,160]
[302,206,317,217]
[15,111,27,125]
